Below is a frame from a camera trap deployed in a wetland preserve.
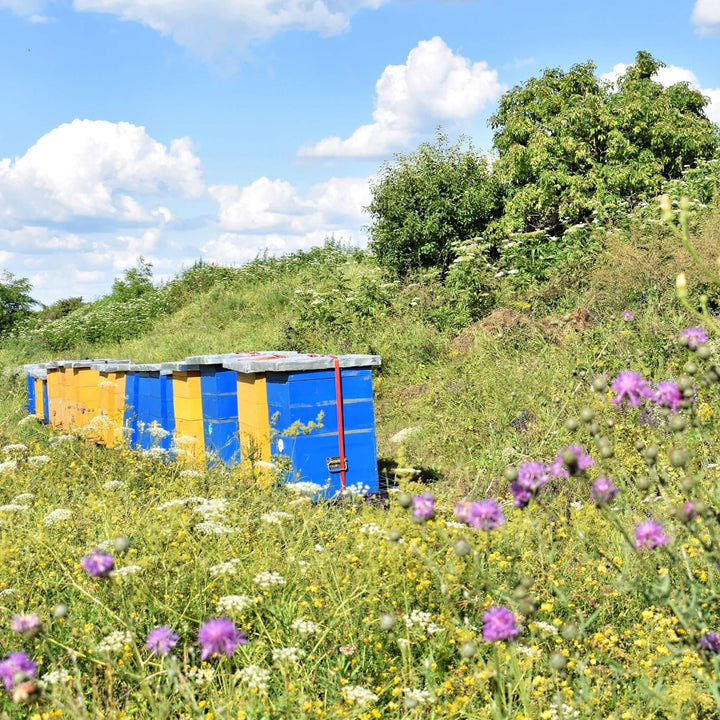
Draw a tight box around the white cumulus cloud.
[71,0,388,57]
[299,36,505,159]
[692,0,720,34]
[600,62,719,125]
[0,120,204,222]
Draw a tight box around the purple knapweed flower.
[146,626,179,656]
[81,549,115,578]
[455,500,505,531]
[550,445,595,478]
[653,381,682,413]
[634,520,669,550]
[591,477,618,506]
[198,617,246,660]
[621,311,635,321]
[699,632,720,654]
[680,327,708,350]
[10,614,41,638]
[0,652,37,692]
[481,606,521,642]
[510,462,549,508]
[612,371,650,408]
[411,493,435,520]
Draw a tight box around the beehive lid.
[160,361,200,373]
[183,351,297,365]
[60,358,131,369]
[23,363,48,379]
[222,354,382,373]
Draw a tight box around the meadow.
[2,180,720,719]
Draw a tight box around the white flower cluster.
[49,434,76,445]
[532,621,559,636]
[141,447,168,459]
[12,493,34,503]
[515,645,541,658]
[402,610,431,629]
[96,630,133,654]
[359,522,385,536]
[18,415,39,427]
[195,520,237,535]
[179,469,202,478]
[342,685,378,706]
[3,443,27,453]
[216,595,255,614]
[40,669,71,687]
[335,482,370,498]
[285,481,325,496]
[0,504,28,513]
[209,559,242,577]
[272,647,306,663]
[260,511,293,525]
[404,688,436,706]
[111,565,142,579]
[147,422,170,439]
[185,666,215,685]
[102,480,125,490]
[291,618,320,635]
[155,498,187,511]
[0,460,18,474]
[195,498,229,521]
[235,665,271,692]
[28,455,51,466]
[548,701,580,719]
[253,571,286,588]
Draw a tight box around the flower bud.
[459,641,477,659]
[53,604,69,619]
[113,536,131,554]
[676,273,688,300]
[388,530,402,543]
[669,448,689,468]
[697,345,711,361]
[397,492,413,509]
[379,613,397,631]
[453,539,472,557]
[549,652,567,671]
[564,417,579,432]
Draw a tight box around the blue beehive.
[181,352,296,465]
[222,354,381,497]
[123,364,175,452]
[23,363,47,417]
[25,369,36,414]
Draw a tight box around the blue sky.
[0,0,718,304]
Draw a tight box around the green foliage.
[111,257,155,302]
[0,270,37,337]
[490,51,719,239]
[39,296,85,321]
[367,131,502,276]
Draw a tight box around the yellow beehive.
[95,365,129,447]
[45,363,64,430]
[164,363,205,462]
[237,372,272,483]
[34,377,46,422]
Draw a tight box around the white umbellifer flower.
[41,669,71,687]
[194,498,229,521]
[338,482,369,498]
[89,415,113,430]
[515,645,541,658]
[96,630,133,654]
[402,610,432,629]
[291,618,319,635]
[209,559,241,576]
[28,455,50,466]
[185,666,215,685]
[194,520,237,535]
[147,422,170,439]
[253,571,286,588]
[548,701,580,719]
[155,498,187,511]
[404,688,436,705]
[49,435,76,445]
[0,588,18,597]
[342,685,378,706]
[12,493,34,503]
[43,508,73,527]
[359,522,385,536]
[111,565,142,579]
[272,647,306,663]
[235,665,271,692]
[0,459,18,473]
[260,511,293,525]
[179,470,202,478]
[18,415,39,426]
[96,540,112,551]
[444,521,466,530]
[141,447,168,459]
[216,595,255,614]
[102,480,125,490]
[174,435,197,448]
[426,622,444,634]
[0,504,28,512]
[285,481,324,496]
[3,443,28,453]
[532,621,559,635]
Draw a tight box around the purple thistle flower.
[511,461,549,508]
[455,500,505,531]
[146,626,179,656]
[198,617,246,660]
[699,632,720,654]
[591,477,618,506]
[621,311,635,321]
[411,493,435,521]
[550,445,595,478]
[634,520,669,550]
[481,606,521,642]
[680,327,708,350]
[10,614,41,639]
[612,371,650,408]
[81,549,114,578]
[682,501,698,521]
[653,381,682,413]
[0,652,37,692]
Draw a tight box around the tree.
[111,257,155,302]
[367,132,502,276]
[489,51,720,237]
[0,271,37,336]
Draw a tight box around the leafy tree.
[367,132,502,276]
[40,297,84,321]
[0,271,37,336]
[111,257,155,302]
[490,51,719,237]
